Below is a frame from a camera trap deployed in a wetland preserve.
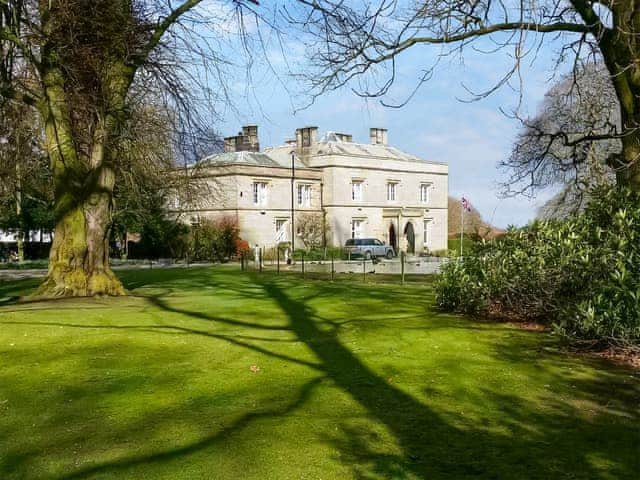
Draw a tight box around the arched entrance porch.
[388,223,397,253]
[404,222,415,254]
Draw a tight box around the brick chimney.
[223,136,236,152]
[223,125,260,153]
[242,125,259,152]
[295,126,318,152]
[370,127,388,146]
[335,132,353,143]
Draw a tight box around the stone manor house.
[175,125,448,255]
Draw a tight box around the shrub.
[189,217,240,262]
[235,239,251,257]
[292,246,345,261]
[134,217,189,260]
[296,212,330,249]
[435,186,640,347]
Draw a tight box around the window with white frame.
[252,181,268,206]
[420,183,431,204]
[275,218,287,232]
[386,182,397,201]
[351,219,364,239]
[297,184,312,207]
[351,180,363,201]
[423,219,432,245]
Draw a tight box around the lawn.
[0,268,638,480]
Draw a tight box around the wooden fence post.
[331,252,334,281]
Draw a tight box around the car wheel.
[364,251,372,260]
[385,250,393,259]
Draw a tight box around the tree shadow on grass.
[0,276,41,305]
[2,269,638,479]
[52,376,325,480]
[256,278,639,479]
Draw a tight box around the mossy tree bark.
[35,61,131,297]
[2,1,210,297]
[596,7,640,190]
[40,192,125,297]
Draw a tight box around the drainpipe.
[291,153,295,254]
[397,212,401,253]
[320,182,326,248]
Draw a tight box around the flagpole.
[460,199,464,258]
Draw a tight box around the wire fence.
[0,251,446,286]
[239,248,446,284]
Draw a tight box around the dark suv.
[345,238,395,260]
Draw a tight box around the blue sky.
[203,6,576,228]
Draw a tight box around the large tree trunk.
[37,169,125,297]
[35,64,126,297]
[597,7,640,191]
[617,136,640,189]
[38,196,125,297]
[15,166,24,263]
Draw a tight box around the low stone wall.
[277,257,446,275]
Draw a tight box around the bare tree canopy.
[290,0,640,189]
[503,64,617,217]
[447,196,498,237]
[296,212,329,249]
[0,0,259,296]
[0,101,52,260]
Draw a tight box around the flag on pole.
[461,196,471,212]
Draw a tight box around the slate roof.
[199,151,280,167]
[315,131,442,164]
[198,150,309,169]
[197,130,444,168]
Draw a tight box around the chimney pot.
[224,136,236,152]
[295,126,319,151]
[370,127,388,146]
[242,125,260,152]
[225,125,260,153]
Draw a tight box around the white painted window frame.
[423,218,433,245]
[297,183,312,207]
[387,182,398,202]
[351,181,363,202]
[351,219,364,239]
[253,181,268,206]
[420,183,431,204]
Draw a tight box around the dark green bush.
[134,217,189,260]
[189,217,240,262]
[435,186,640,347]
[292,246,346,261]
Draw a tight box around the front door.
[404,222,415,254]
[389,223,397,251]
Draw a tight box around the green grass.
[0,259,48,270]
[0,268,638,480]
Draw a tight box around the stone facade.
[175,126,448,254]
